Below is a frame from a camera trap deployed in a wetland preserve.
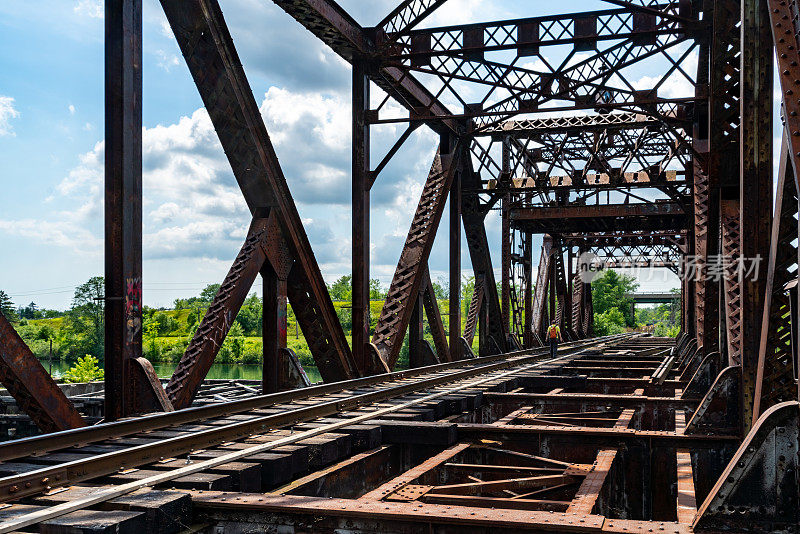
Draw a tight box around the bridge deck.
[0,335,741,533]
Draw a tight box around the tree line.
[1,269,678,370]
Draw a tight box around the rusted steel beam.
[740,0,774,432]
[571,270,585,339]
[524,231,534,346]
[449,171,461,361]
[501,192,511,331]
[754,138,798,421]
[161,0,357,382]
[167,218,271,409]
[463,276,483,348]
[479,112,680,136]
[393,6,696,62]
[531,238,553,339]
[372,144,460,369]
[462,157,507,353]
[105,0,144,421]
[422,269,450,363]
[511,201,685,220]
[274,445,398,498]
[0,312,85,433]
[720,199,742,367]
[408,294,425,369]
[566,449,616,514]
[378,0,448,37]
[262,264,288,395]
[360,443,471,501]
[273,0,459,136]
[694,401,800,531]
[552,243,569,335]
[351,59,370,374]
[192,492,607,532]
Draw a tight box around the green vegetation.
[0,290,17,322]
[2,268,678,379]
[635,292,681,337]
[590,270,680,336]
[62,355,104,383]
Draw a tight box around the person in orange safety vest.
[546,321,562,358]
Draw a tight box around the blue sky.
[0,0,760,310]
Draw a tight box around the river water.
[46,361,323,384]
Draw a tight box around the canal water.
[46,361,323,384]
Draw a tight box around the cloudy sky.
[0,0,768,311]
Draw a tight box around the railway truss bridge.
[0,0,798,532]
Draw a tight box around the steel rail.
[0,335,629,506]
[0,335,627,533]
[0,336,607,464]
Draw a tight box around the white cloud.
[0,219,101,255]
[633,51,698,100]
[155,50,180,72]
[73,0,102,19]
[9,82,440,280]
[0,96,20,137]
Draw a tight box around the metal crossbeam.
[0,313,85,433]
[161,0,357,388]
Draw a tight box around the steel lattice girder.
[565,231,685,273]
[272,0,460,136]
[510,201,688,234]
[160,0,358,388]
[389,6,700,61]
[372,145,461,369]
[166,216,275,410]
[275,0,507,360]
[0,312,85,433]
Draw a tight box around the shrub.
[62,355,104,383]
[594,308,627,336]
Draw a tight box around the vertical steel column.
[262,264,288,394]
[105,0,142,421]
[352,59,371,375]
[501,197,511,333]
[500,139,511,332]
[449,170,461,360]
[524,232,533,347]
[740,0,773,430]
[478,286,489,356]
[548,248,556,329]
[409,296,424,368]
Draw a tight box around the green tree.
[200,284,221,304]
[143,316,160,358]
[431,279,448,300]
[461,275,475,316]
[369,279,385,300]
[153,311,179,336]
[0,290,17,322]
[594,308,627,336]
[336,306,352,332]
[329,275,352,301]
[227,322,245,361]
[64,277,105,360]
[236,293,262,336]
[591,270,638,327]
[36,324,55,341]
[18,301,40,320]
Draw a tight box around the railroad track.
[0,334,632,532]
